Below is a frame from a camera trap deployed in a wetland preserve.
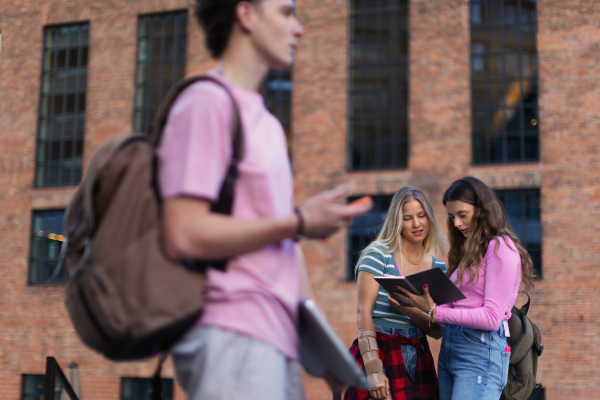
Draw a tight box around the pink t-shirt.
[157,70,300,359]
[436,236,522,332]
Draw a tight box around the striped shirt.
[357,245,448,329]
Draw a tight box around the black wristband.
[293,206,305,241]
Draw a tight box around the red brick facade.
[0,0,599,399]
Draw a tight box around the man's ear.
[236,1,258,33]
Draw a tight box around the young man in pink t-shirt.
[157,1,373,399]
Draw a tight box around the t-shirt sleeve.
[432,257,448,273]
[157,82,233,201]
[357,251,387,276]
[435,237,521,331]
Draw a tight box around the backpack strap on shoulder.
[149,75,244,272]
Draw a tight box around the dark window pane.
[488,2,503,26]
[505,53,519,77]
[489,82,505,106]
[506,135,521,161]
[68,48,78,67]
[489,55,503,78]
[490,134,504,162]
[524,135,538,160]
[472,83,487,106]
[471,2,485,25]
[522,27,536,49]
[472,29,486,53]
[81,46,88,66]
[121,378,173,400]
[66,93,76,113]
[504,0,518,24]
[472,110,487,136]
[488,28,503,52]
[472,56,486,80]
[57,49,67,68]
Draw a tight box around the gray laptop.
[299,299,369,389]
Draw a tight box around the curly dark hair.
[442,176,535,292]
[194,0,263,58]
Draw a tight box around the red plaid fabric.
[343,332,439,400]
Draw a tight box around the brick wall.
[0,0,599,399]
[293,0,600,399]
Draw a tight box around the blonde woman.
[344,186,446,400]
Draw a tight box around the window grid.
[35,23,89,187]
[29,210,66,285]
[263,69,292,154]
[121,377,173,400]
[471,0,539,164]
[347,195,394,280]
[496,189,542,278]
[348,0,409,171]
[21,374,63,400]
[134,11,188,135]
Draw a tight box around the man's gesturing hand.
[297,185,373,239]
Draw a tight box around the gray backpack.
[501,293,544,400]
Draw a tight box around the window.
[347,195,393,279]
[471,0,539,164]
[134,11,188,135]
[530,387,545,400]
[496,189,542,277]
[348,0,409,170]
[29,210,66,285]
[22,374,63,400]
[121,377,173,400]
[36,23,89,187]
[263,69,292,152]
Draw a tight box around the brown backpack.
[61,76,243,360]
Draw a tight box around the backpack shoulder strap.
[510,316,535,365]
[149,75,245,272]
[149,74,244,214]
[149,75,243,160]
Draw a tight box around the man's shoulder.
[177,79,232,107]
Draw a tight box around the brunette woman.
[394,177,535,400]
[344,186,447,400]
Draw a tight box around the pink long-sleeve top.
[435,236,522,332]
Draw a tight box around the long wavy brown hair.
[442,177,535,292]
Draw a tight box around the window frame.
[120,377,174,400]
[28,209,67,286]
[133,10,188,135]
[470,0,540,165]
[34,21,90,188]
[347,0,410,172]
[495,188,542,279]
[262,69,293,157]
[346,194,394,280]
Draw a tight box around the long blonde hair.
[442,177,535,291]
[355,186,446,277]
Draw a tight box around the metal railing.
[44,357,80,400]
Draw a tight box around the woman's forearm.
[403,307,443,339]
[357,310,376,332]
